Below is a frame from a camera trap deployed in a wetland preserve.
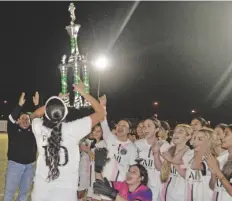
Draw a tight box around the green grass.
[0,134,32,201]
[0,134,7,201]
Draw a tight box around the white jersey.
[134,139,170,201]
[212,151,231,201]
[31,117,92,191]
[78,151,91,191]
[101,120,138,182]
[159,149,194,201]
[185,159,213,201]
[87,140,107,199]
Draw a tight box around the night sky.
[1,1,232,127]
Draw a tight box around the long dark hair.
[193,117,208,127]
[43,98,66,181]
[92,124,103,141]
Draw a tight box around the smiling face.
[172,126,191,145]
[136,122,144,138]
[143,119,158,139]
[17,114,30,129]
[192,131,208,152]
[221,128,232,149]
[116,120,130,138]
[214,127,225,147]
[125,166,143,186]
[190,119,202,132]
[92,125,103,141]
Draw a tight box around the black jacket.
[7,105,38,164]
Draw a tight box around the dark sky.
[1,1,232,126]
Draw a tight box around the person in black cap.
[3,92,40,201]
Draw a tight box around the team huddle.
[3,82,232,201]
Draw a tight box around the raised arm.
[205,151,232,195]
[214,171,232,196]
[191,139,209,170]
[8,92,25,124]
[30,91,42,120]
[99,95,114,141]
[30,106,45,120]
[101,118,114,141]
[73,83,104,128]
[169,147,190,178]
[30,93,68,120]
[152,141,164,171]
[209,173,217,190]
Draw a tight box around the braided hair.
[43,97,67,181]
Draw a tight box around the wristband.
[109,189,119,200]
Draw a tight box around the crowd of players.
[2,83,232,201]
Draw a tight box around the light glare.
[94,56,108,70]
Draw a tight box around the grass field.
[0,134,7,201]
[0,134,32,201]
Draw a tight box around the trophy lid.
[69,3,76,25]
[66,3,81,37]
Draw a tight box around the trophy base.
[82,100,91,108]
[73,97,83,110]
[61,96,70,108]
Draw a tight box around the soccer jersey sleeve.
[67,116,92,142]
[32,118,43,138]
[159,141,170,162]
[135,189,153,201]
[160,141,170,153]
[101,119,115,142]
[129,144,139,165]
[78,152,91,191]
[112,181,125,191]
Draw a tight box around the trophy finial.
[68,3,76,25]
[61,55,67,64]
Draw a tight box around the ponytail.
[47,123,62,181]
[160,146,176,182]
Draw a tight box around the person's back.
[30,82,105,201]
[32,116,91,189]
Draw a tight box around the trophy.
[58,3,91,109]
